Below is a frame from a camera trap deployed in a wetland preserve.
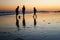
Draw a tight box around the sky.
[0,0,60,12]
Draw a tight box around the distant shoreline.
[0,11,60,13]
[0,11,60,16]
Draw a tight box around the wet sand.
[0,13,60,40]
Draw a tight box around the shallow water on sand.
[0,13,60,40]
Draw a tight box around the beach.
[0,12,60,40]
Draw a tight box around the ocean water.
[0,12,60,40]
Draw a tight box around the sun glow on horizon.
[0,0,60,11]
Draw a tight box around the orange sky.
[0,0,60,11]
